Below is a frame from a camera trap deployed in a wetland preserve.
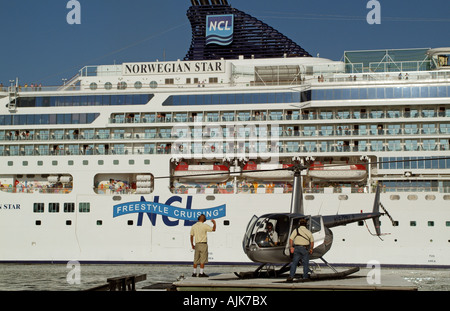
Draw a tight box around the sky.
[0,0,449,86]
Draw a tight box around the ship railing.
[0,187,72,194]
[8,69,450,95]
[0,140,449,157]
[169,186,450,194]
[107,110,450,125]
[14,85,81,93]
[4,125,450,143]
[316,68,450,84]
[94,188,152,195]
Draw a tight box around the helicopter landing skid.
[285,266,360,283]
[234,258,360,281]
[234,263,291,279]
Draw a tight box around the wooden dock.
[172,268,417,291]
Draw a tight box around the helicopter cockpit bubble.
[254,221,279,247]
[243,213,331,264]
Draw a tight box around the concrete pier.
[172,267,418,291]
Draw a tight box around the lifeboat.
[308,162,367,181]
[173,162,230,182]
[242,161,294,181]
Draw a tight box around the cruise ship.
[1,0,449,267]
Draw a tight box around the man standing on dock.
[190,214,216,277]
[287,218,314,282]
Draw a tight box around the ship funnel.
[199,0,210,5]
[221,0,229,4]
[211,0,220,5]
[190,0,200,6]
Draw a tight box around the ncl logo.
[206,14,234,46]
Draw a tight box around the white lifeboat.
[173,162,230,182]
[308,162,367,181]
[242,161,294,181]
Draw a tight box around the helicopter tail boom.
[323,184,384,236]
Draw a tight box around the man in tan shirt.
[190,214,216,277]
[287,218,314,282]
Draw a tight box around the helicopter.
[236,163,393,279]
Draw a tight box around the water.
[0,263,449,291]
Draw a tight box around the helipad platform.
[172,268,418,291]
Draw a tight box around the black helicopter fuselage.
[242,184,384,265]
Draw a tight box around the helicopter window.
[310,216,322,234]
[291,216,322,234]
[251,215,289,247]
[254,219,279,248]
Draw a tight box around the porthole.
[425,195,436,201]
[104,82,112,90]
[90,82,98,90]
[390,195,400,200]
[305,195,315,200]
[118,82,127,90]
[150,81,158,89]
[134,81,142,89]
[338,195,348,200]
[407,194,418,200]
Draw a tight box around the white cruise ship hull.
[0,155,447,267]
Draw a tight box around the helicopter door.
[285,216,326,256]
[309,216,326,252]
[243,215,258,251]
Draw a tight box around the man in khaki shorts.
[190,214,216,277]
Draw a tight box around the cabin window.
[49,203,60,213]
[33,203,44,213]
[79,202,90,213]
[64,203,75,213]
